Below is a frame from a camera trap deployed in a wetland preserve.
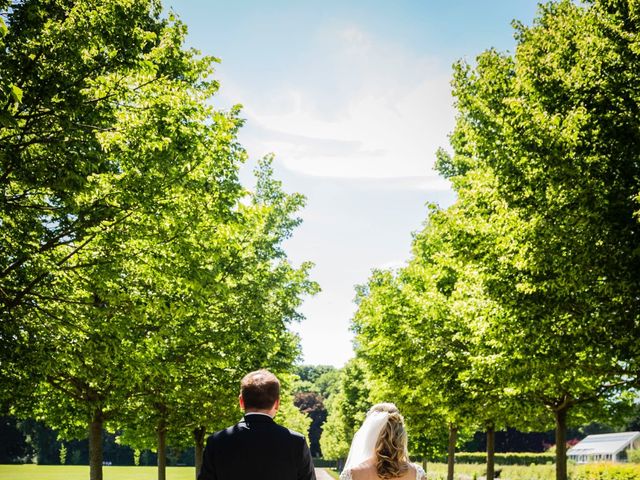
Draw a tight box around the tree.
[314,369,341,400]
[319,392,351,463]
[294,391,326,457]
[292,365,339,457]
[352,196,555,479]
[1,3,250,477]
[0,0,145,411]
[296,365,337,385]
[404,208,493,477]
[352,222,478,478]
[437,2,640,479]
[277,392,313,440]
[0,0,217,340]
[1,4,317,480]
[115,156,316,480]
[320,359,372,465]
[0,0,226,394]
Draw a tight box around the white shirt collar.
[244,411,274,418]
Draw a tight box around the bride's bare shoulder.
[345,461,424,480]
[349,459,378,480]
[399,463,425,480]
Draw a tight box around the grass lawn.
[425,462,640,480]
[425,462,560,480]
[0,465,196,480]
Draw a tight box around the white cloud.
[224,24,456,181]
[209,24,458,366]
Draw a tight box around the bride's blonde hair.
[369,403,410,479]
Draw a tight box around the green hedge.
[438,452,556,465]
[425,462,555,480]
[313,458,337,468]
[573,464,640,480]
[424,462,640,480]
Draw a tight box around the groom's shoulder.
[207,423,240,442]
[207,427,233,443]
[277,424,306,442]
[284,427,305,439]
[206,420,306,445]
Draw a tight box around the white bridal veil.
[343,410,390,472]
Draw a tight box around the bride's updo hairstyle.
[370,403,410,479]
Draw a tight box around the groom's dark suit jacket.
[198,413,316,480]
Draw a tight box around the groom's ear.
[238,394,245,411]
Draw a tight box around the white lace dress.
[340,463,426,480]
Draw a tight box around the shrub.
[58,445,67,465]
[426,463,554,480]
[572,463,640,480]
[425,462,640,480]
[628,450,640,464]
[446,452,556,466]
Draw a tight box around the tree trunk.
[89,410,104,480]
[486,423,495,480]
[157,419,167,480]
[194,426,206,479]
[447,424,457,480]
[555,407,568,480]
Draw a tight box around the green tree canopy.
[319,359,372,463]
[1,3,317,480]
[435,1,640,479]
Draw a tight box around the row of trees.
[0,417,154,466]
[334,2,640,480]
[0,1,315,480]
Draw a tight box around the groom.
[198,369,316,480]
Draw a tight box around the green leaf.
[10,84,23,103]
[0,110,16,127]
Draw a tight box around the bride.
[340,403,425,480]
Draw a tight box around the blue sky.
[168,1,540,367]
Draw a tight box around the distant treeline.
[0,417,191,466]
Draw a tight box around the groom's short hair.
[241,369,280,410]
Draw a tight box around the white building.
[568,432,640,463]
